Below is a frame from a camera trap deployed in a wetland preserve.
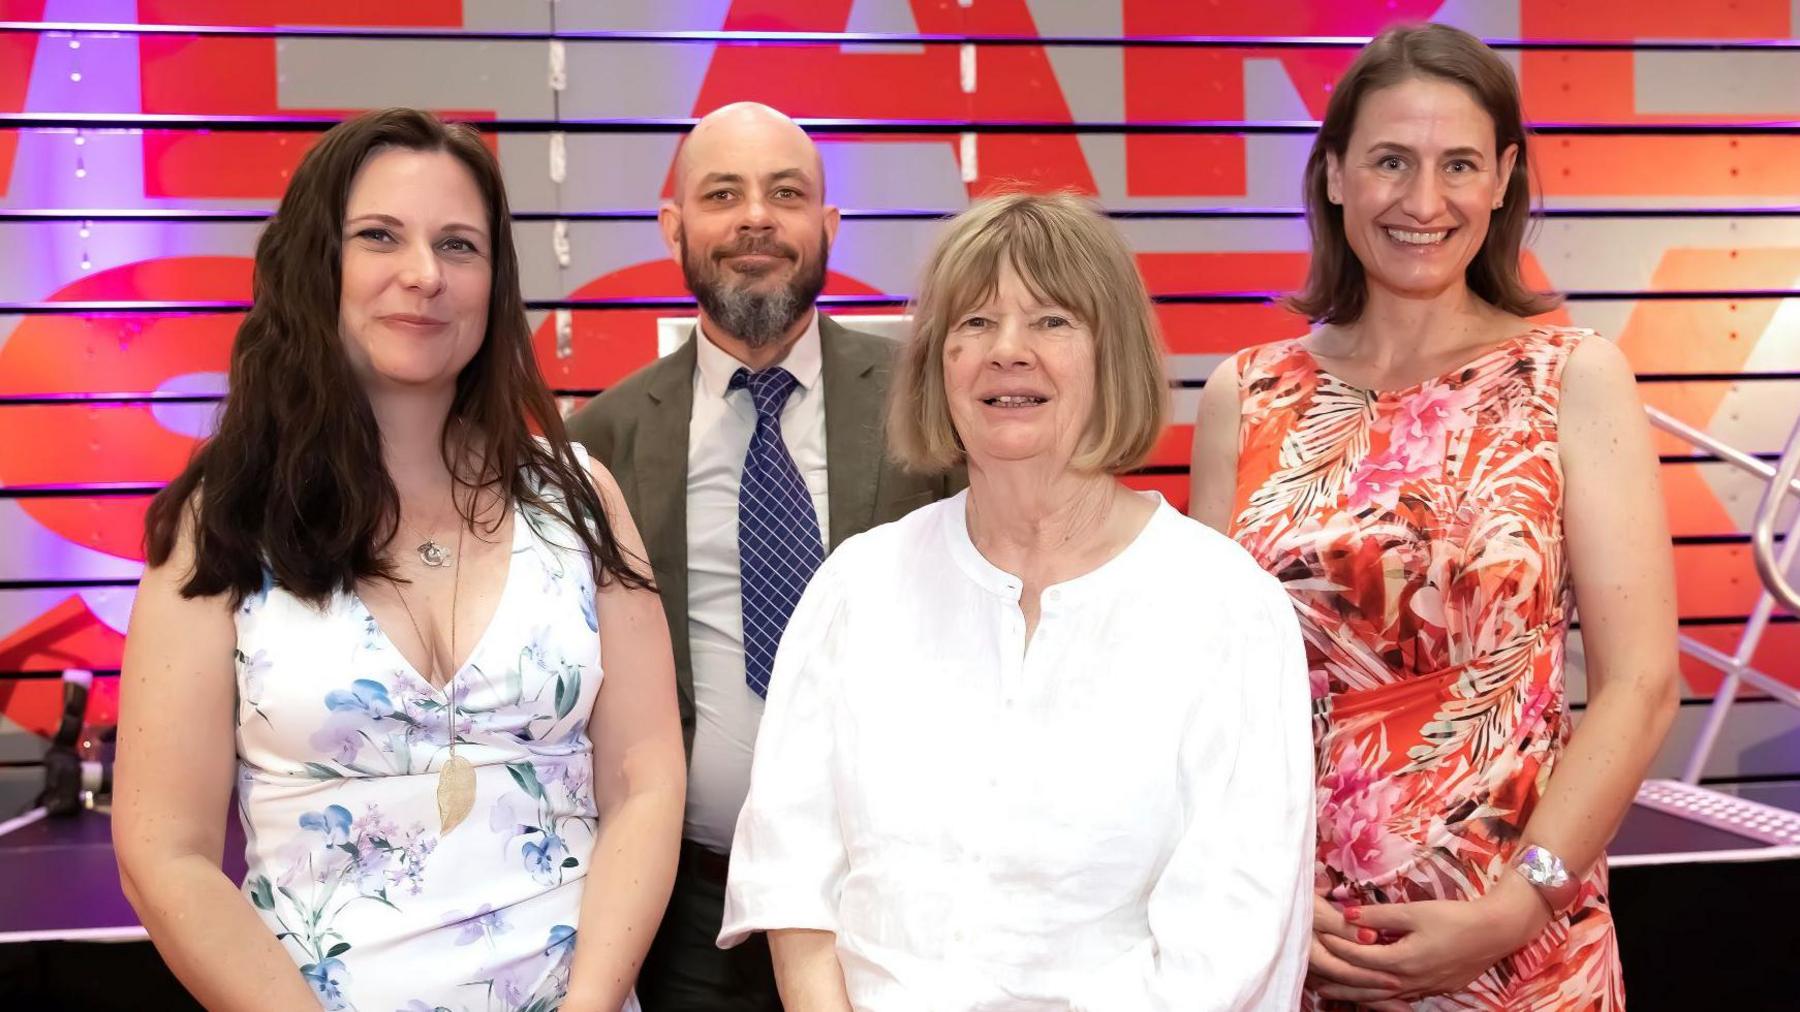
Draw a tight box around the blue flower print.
[298,804,354,846]
[545,924,576,960]
[324,679,396,719]
[305,675,425,775]
[300,957,352,1010]
[521,832,571,884]
[578,584,598,633]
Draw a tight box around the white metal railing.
[1643,407,1800,783]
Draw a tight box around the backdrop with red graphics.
[1,1,1797,804]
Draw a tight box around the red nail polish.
[1343,906,1361,921]
[1359,928,1378,944]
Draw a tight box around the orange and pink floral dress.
[1228,326,1624,1010]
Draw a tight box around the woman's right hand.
[1307,893,1410,1010]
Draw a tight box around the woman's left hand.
[1314,878,1550,1002]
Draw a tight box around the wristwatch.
[1512,844,1580,915]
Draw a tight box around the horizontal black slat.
[0,577,139,589]
[5,374,1798,407]
[5,112,1800,136]
[1,289,1795,316]
[4,22,1799,52]
[1674,614,1799,628]
[0,669,1782,705]
[0,482,163,498]
[0,388,609,406]
[1,449,1786,500]
[0,669,119,680]
[1697,772,1800,787]
[5,206,1799,223]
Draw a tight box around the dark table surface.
[0,809,245,938]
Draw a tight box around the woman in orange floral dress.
[1190,24,1679,1011]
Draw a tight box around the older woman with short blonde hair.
[717,192,1316,1010]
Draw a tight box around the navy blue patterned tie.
[729,366,825,698]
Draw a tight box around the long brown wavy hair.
[1286,23,1562,324]
[146,108,651,604]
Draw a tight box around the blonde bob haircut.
[887,191,1168,476]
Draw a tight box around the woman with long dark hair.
[1191,23,1678,1011]
[113,108,684,1011]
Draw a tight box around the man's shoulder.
[819,313,902,371]
[566,349,687,445]
[604,350,686,403]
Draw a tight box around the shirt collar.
[693,310,824,401]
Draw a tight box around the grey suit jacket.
[565,314,961,752]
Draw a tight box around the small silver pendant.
[417,539,451,568]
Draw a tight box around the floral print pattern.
[232,489,635,1012]
[1229,328,1624,1010]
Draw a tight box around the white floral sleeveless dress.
[232,469,638,1012]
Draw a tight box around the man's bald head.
[659,102,840,353]
[672,102,826,203]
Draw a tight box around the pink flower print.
[1317,740,1413,883]
[1385,381,1479,465]
[1345,450,1433,514]
[1309,666,1330,702]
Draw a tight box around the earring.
[1493,198,1504,209]
[1328,193,1342,205]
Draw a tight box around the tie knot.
[729,366,801,420]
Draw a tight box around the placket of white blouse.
[958,574,1032,948]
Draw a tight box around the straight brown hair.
[1287,23,1562,323]
[145,108,650,604]
[888,192,1167,476]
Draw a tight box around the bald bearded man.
[566,103,957,1010]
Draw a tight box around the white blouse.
[719,491,1314,1011]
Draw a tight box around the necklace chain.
[387,514,472,834]
[403,508,457,569]
[388,520,465,701]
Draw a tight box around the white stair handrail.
[1750,412,1800,614]
[1643,406,1800,784]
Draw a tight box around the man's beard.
[681,228,829,349]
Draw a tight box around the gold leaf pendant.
[437,754,476,834]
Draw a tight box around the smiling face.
[337,146,493,395]
[942,261,1098,471]
[1326,76,1517,304]
[661,103,839,347]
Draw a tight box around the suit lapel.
[821,315,883,551]
[631,336,696,635]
